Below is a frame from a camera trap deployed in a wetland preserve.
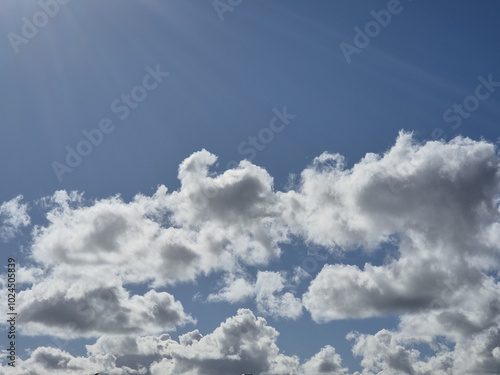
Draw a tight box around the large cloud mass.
[5,309,347,375]
[2,132,500,374]
[301,133,500,320]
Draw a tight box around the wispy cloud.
[0,195,30,241]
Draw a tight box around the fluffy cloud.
[302,249,480,321]
[149,308,286,375]
[30,150,288,289]
[17,276,195,338]
[294,133,500,374]
[301,133,500,322]
[302,345,349,375]
[30,188,196,285]
[18,149,292,338]
[208,271,303,319]
[347,323,500,375]
[166,150,288,266]
[1,346,103,375]
[280,132,499,249]
[254,271,303,320]
[375,278,500,375]
[207,273,256,304]
[0,195,30,241]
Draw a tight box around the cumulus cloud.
[166,149,288,266]
[370,278,500,375]
[207,273,255,304]
[281,132,499,249]
[301,133,500,322]
[208,271,303,320]
[18,149,293,338]
[294,133,500,374]
[346,324,498,375]
[150,308,286,375]
[254,271,303,320]
[0,195,30,241]
[17,276,195,338]
[302,250,479,321]
[30,150,289,289]
[2,346,103,375]
[302,345,349,374]
[30,187,193,285]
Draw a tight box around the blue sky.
[1,1,500,374]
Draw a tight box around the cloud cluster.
[30,149,287,289]
[299,133,500,318]
[17,153,288,337]
[3,132,500,374]
[294,133,500,374]
[5,309,347,375]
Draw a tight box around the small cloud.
[0,195,30,241]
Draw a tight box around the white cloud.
[30,150,290,290]
[207,273,255,304]
[17,275,195,338]
[166,149,288,266]
[280,132,499,251]
[302,345,349,375]
[302,252,463,321]
[11,149,294,341]
[3,346,103,375]
[208,271,303,320]
[293,133,500,374]
[254,271,303,320]
[301,133,500,322]
[347,323,500,375]
[148,309,346,375]
[150,308,285,375]
[348,329,435,375]
[0,195,30,241]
